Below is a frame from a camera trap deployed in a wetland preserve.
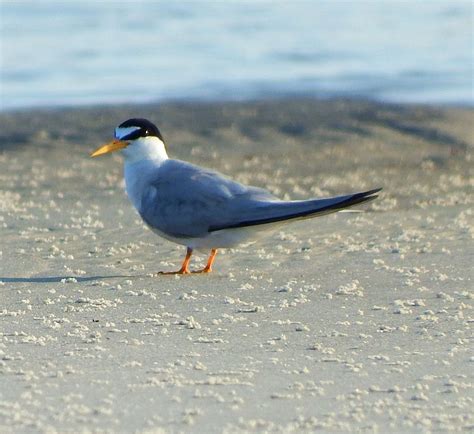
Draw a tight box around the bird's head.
[91,118,168,163]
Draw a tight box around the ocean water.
[0,0,472,110]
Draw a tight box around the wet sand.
[0,99,473,432]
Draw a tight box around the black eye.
[145,130,149,135]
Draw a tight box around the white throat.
[121,136,169,165]
[122,136,168,212]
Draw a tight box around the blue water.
[1,1,472,110]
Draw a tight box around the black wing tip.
[208,187,383,232]
[348,187,382,203]
[358,187,382,197]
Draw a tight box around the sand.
[0,99,473,433]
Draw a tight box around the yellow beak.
[90,139,128,157]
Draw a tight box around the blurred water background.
[0,0,472,110]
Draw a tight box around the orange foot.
[156,248,192,275]
[192,249,217,274]
[155,248,218,276]
[191,267,212,274]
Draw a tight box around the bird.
[91,118,381,275]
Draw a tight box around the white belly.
[124,158,277,251]
[146,221,276,251]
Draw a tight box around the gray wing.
[208,188,381,231]
[139,159,381,239]
[138,159,278,238]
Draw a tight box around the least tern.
[91,118,381,274]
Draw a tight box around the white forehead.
[115,126,140,139]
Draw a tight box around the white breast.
[124,160,160,213]
[122,136,169,212]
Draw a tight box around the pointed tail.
[208,188,382,232]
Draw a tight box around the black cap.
[117,118,165,142]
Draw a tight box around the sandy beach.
[0,98,473,433]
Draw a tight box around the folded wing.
[139,159,381,238]
[208,188,381,232]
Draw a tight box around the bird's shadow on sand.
[0,275,131,284]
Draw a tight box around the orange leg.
[158,247,193,275]
[193,249,218,274]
